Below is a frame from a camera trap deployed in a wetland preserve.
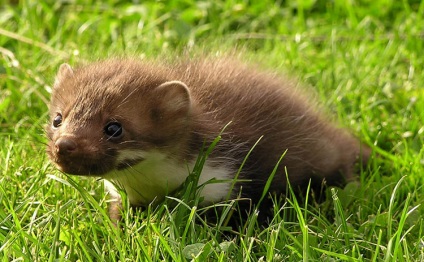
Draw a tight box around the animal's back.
[168,58,368,198]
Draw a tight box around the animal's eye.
[104,122,123,138]
[52,113,62,128]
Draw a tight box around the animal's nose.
[55,137,77,155]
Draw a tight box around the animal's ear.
[54,63,74,88]
[151,81,191,120]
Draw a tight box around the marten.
[46,57,370,223]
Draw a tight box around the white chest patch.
[103,149,234,206]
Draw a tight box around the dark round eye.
[104,122,123,138]
[52,113,62,128]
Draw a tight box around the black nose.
[55,137,77,155]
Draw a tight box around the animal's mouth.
[51,153,116,176]
[47,137,148,176]
[52,154,146,176]
[47,137,119,176]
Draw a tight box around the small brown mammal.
[46,57,370,222]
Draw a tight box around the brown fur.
[46,57,370,218]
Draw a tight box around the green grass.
[1,0,424,260]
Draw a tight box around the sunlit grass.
[1,0,423,260]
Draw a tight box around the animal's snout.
[55,137,77,155]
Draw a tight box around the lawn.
[1,0,423,261]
